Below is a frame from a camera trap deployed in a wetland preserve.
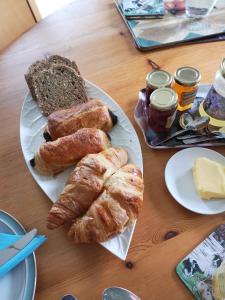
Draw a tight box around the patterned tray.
[134,84,225,149]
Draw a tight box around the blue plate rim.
[0,210,37,300]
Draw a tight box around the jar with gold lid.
[148,87,178,132]
[146,70,173,105]
[172,66,201,111]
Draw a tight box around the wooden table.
[0,1,225,299]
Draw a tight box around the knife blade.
[151,129,191,146]
[176,133,208,140]
[182,135,225,144]
[177,132,225,141]
[0,228,37,266]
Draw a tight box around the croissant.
[30,128,111,175]
[46,147,128,229]
[68,164,144,243]
[44,99,118,141]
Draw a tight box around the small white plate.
[165,147,225,214]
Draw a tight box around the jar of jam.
[148,88,178,132]
[146,70,173,105]
[172,66,201,111]
[200,58,225,125]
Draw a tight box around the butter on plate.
[192,157,225,200]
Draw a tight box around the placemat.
[176,224,225,300]
[115,0,225,51]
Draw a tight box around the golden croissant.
[68,164,144,243]
[30,128,111,175]
[46,147,128,229]
[44,99,117,141]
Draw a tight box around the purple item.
[204,86,225,120]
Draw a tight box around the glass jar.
[146,70,173,105]
[148,88,178,132]
[201,58,225,123]
[172,66,201,111]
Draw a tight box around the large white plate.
[20,80,143,260]
[0,210,36,300]
[165,147,225,214]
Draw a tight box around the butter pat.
[192,157,225,200]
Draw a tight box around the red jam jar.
[146,70,173,105]
[148,88,178,132]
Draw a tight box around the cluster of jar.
[146,66,201,132]
[146,59,225,133]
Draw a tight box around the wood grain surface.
[0,0,35,51]
[0,0,225,299]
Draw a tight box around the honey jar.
[146,70,173,105]
[172,66,201,111]
[148,88,178,132]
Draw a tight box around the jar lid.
[146,70,173,89]
[150,88,178,111]
[175,66,201,86]
[219,58,225,78]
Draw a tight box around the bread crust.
[25,55,87,115]
[46,147,128,229]
[33,128,111,175]
[25,55,80,101]
[46,99,113,140]
[68,164,144,243]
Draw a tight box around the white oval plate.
[165,147,225,214]
[0,210,36,300]
[20,80,143,260]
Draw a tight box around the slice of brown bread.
[25,55,80,102]
[32,65,88,116]
[47,55,80,75]
[25,60,47,101]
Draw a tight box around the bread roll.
[46,147,128,229]
[44,99,117,141]
[30,128,111,175]
[68,164,144,243]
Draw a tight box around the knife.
[176,133,208,140]
[0,228,37,266]
[177,132,225,141]
[182,135,225,144]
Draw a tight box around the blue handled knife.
[0,228,37,266]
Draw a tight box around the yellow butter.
[192,157,225,200]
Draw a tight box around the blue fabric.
[0,232,46,278]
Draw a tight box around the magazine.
[120,0,165,18]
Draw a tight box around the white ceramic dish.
[165,147,225,214]
[0,210,36,300]
[20,80,143,260]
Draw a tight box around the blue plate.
[0,210,36,300]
